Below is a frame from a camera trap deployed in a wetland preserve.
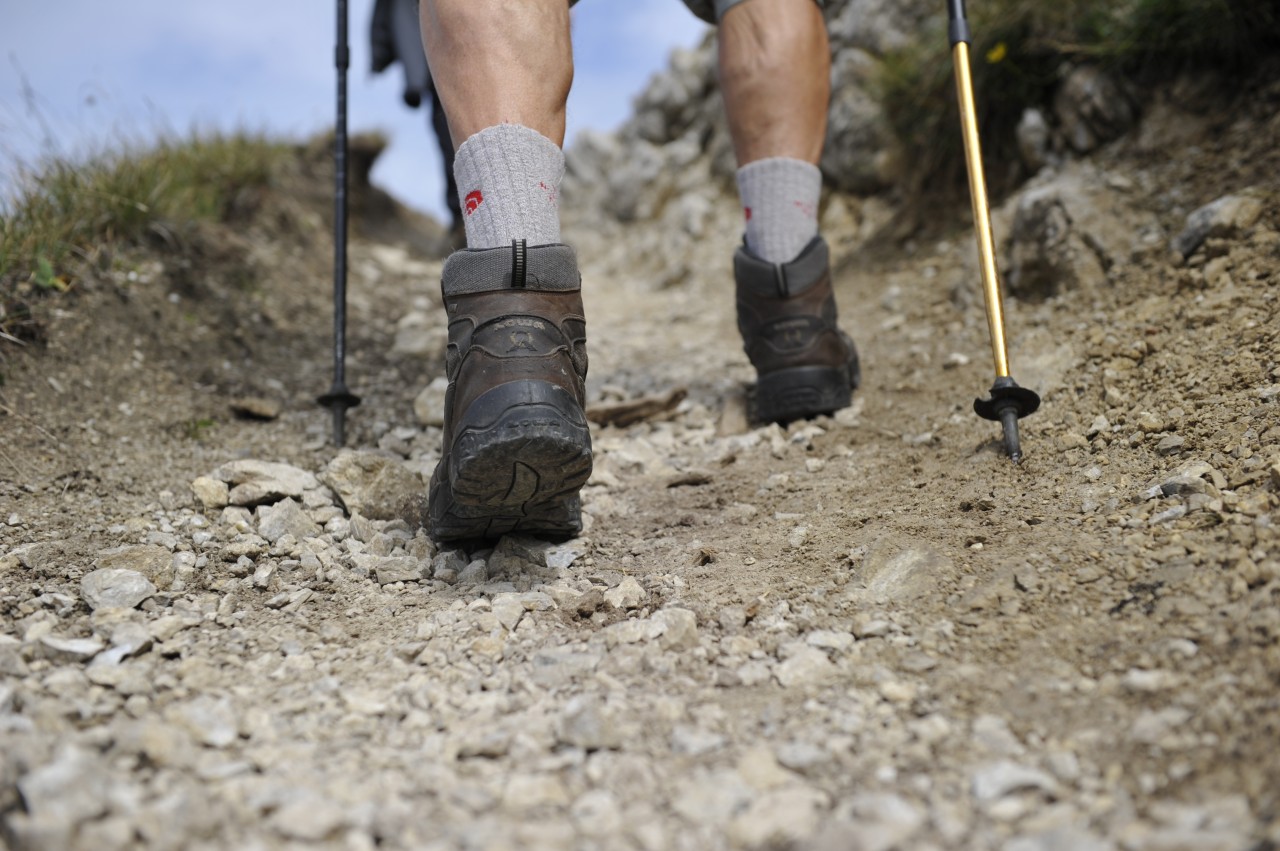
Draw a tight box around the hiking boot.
[735,236,861,423]
[428,241,593,541]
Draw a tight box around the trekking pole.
[318,0,361,445]
[947,0,1039,462]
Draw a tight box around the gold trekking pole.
[947,0,1040,462]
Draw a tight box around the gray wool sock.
[735,157,823,264]
[453,123,564,249]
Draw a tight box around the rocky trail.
[3,9,1280,849]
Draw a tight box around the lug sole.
[429,379,592,542]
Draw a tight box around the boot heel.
[755,366,852,423]
[449,379,593,510]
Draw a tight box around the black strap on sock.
[511,239,528,288]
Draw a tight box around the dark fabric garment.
[371,0,461,229]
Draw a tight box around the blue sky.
[0,1,708,221]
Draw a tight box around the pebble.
[457,559,489,584]
[971,761,1057,801]
[80,568,157,611]
[256,499,318,544]
[775,645,836,688]
[1155,435,1186,456]
[558,696,622,750]
[189,476,229,510]
[38,635,106,663]
[16,746,112,827]
[604,576,646,610]
[728,786,828,849]
[413,376,450,427]
[652,607,699,650]
[93,545,174,590]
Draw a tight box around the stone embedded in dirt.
[256,498,318,544]
[545,543,582,571]
[457,559,488,585]
[16,745,112,832]
[93,545,175,590]
[80,568,157,611]
[37,635,105,663]
[229,396,282,421]
[373,557,424,586]
[320,449,423,521]
[1155,435,1186,456]
[217,460,319,507]
[859,541,951,603]
[413,376,450,427]
[1172,190,1265,259]
[818,792,926,851]
[190,476,229,511]
[652,607,698,651]
[971,761,1057,802]
[168,696,239,749]
[775,741,831,774]
[728,786,829,850]
[604,576,646,610]
[557,696,622,751]
[432,549,466,583]
[774,644,836,689]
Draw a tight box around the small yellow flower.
[986,42,1008,63]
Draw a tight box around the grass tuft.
[1,132,291,344]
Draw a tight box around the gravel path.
[2,64,1279,851]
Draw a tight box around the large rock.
[1001,163,1162,299]
[821,49,901,194]
[321,450,423,521]
[1053,64,1136,153]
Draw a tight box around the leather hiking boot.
[428,241,593,541]
[735,236,861,423]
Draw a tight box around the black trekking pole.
[318,0,361,445]
[947,0,1039,462]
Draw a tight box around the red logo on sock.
[464,190,484,215]
[538,181,559,208]
[744,207,752,221]
[793,200,817,219]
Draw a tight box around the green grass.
[0,132,291,343]
[877,0,1280,202]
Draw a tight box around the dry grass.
[0,133,291,345]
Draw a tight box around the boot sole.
[756,365,854,424]
[430,380,592,541]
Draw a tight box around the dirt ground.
[0,69,1278,850]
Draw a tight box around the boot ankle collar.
[442,242,581,296]
[734,236,829,298]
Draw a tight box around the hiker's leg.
[420,0,572,248]
[718,0,829,263]
[717,0,858,421]
[719,0,829,167]
[419,0,590,541]
[419,0,572,147]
